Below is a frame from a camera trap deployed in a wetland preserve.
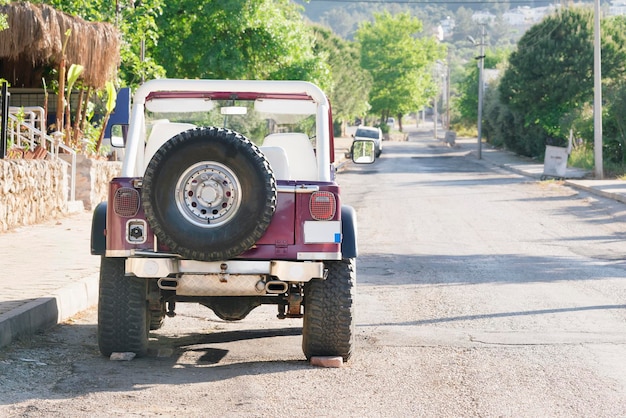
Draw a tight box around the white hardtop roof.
[133,79,329,107]
[122,79,333,182]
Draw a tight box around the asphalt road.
[1,137,626,417]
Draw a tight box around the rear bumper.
[125,257,325,282]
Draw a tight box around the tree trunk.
[64,89,72,147]
[56,30,71,144]
[73,88,85,145]
[80,87,92,132]
[95,112,111,154]
[56,56,65,136]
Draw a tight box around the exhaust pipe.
[265,280,288,294]
[158,278,178,291]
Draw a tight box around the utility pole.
[435,59,449,140]
[433,92,438,140]
[477,25,485,160]
[468,25,485,159]
[446,55,451,131]
[593,0,603,179]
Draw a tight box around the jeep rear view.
[91,79,362,361]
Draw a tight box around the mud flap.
[91,202,107,255]
[340,205,358,258]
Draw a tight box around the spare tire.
[142,127,277,261]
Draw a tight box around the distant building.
[439,16,455,38]
[528,7,549,23]
[472,11,496,24]
[503,8,527,26]
[498,5,563,26]
[609,0,626,15]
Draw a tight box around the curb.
[471,149,626,205]
[564,181,626,205]
[0,273,99,349]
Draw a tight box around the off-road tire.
[148,280,165,331]
[142,127,277,261]
[302,258,356,361]
[149,307,165,331]
[97,257,149,357]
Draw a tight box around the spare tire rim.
[175,161,242,228]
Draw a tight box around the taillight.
[309,191,336,221]
[114,187,140,217]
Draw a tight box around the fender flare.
[91,202,107,255]
[341,205,358,259]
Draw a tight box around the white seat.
[260,146,290,180]
[144,121,196,171]
[263,133,317,181]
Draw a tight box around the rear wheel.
[302,258,355,361]
[148,280,166,331]
[97,257,149,357]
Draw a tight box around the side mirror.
[110,124,128,148]
[351,139,376,164]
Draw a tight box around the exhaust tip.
[265,280,288,294]
[158,278,178,291]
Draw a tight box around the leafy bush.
[569,143,594,170]
[378,122,390,134]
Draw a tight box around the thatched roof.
[0,2,120,88]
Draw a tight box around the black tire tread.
[302,258,356,361]
[97,257,149,357]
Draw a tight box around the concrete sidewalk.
[1,130,625,349]
[453,137,626,205]
[0,210,99,348]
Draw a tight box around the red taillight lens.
[309,191,336,221]
[114,187,140,217]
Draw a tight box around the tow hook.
[277,286,303,319]
[287,292,303,317]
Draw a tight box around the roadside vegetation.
[26,0,445,151]
[14,1,626,176]
[355,11,445,132]
[454,7,626,177]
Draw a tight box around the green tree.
[455,49,507,126]
[497,8,626,165]
[154,0,330,88]
[355,11,445,131]
[39,0,166,88]
[600,16,626,166]
[499,8,596,139]
[312,26,371,135]
[451,7,475,44]
[116,0,167,87]
[0,0,8,31]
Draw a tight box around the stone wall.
[0,159,67,232]
[0,157,122,231]
[73,155,122,210]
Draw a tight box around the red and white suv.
[91,79,370,361]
